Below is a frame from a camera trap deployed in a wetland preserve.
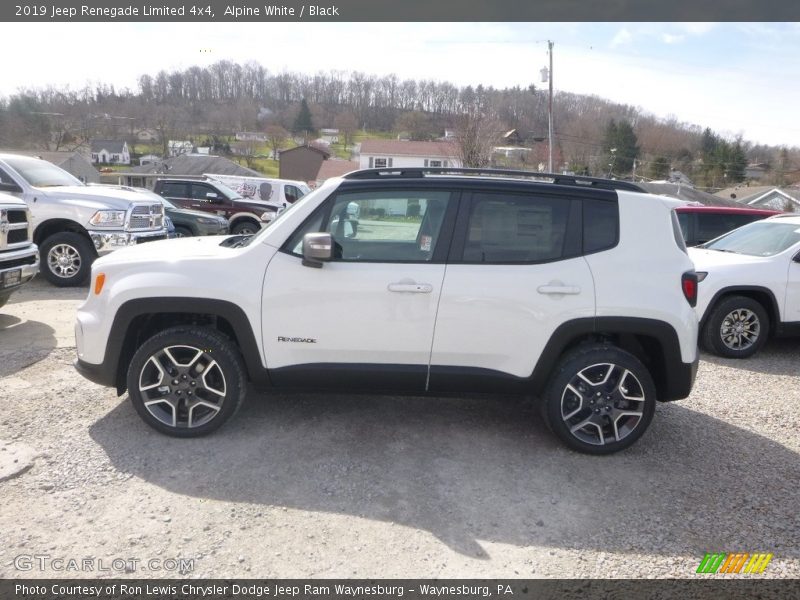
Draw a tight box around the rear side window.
[463,193,569,263]
[158,182,188,198]
[583,199,618,253]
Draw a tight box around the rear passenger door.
[429,190,597,390]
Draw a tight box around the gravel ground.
[0,278,798,579]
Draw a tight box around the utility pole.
[547,40,554,173]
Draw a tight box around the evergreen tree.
[649,156,671,180]
[604,119,639,175]
[292,98,315,139]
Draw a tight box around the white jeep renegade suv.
[74,169,699,455]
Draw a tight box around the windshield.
[703,221,800,256]
[4,156,83,187]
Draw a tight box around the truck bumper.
[89,230,168,255]
[0,245,39,294]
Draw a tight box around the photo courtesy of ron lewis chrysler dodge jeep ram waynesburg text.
[74,169,699,455]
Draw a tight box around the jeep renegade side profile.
[74,169,699,455]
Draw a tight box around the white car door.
[262,187,455,391]
[429,191,596,391]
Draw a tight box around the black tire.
[541,344,656,455]
[231,220,259,235]
[174,225,194,238]
[40,232,95,287]
[126,326,247,437]
[701,295,769,358]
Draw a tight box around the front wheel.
[40,232,95,287]
[541,345,656,455]
[702,295,769,358]
[126,327,246,437]
[231,220,259,235]
[174,225,193,238]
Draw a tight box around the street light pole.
[547,40,554,173]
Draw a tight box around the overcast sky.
[2,22,798,147]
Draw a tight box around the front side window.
[287,189,451,262]
[191,184,220,201]
[462,193,570,263]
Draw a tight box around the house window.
[429,160,442,167]
[374,158,388,168]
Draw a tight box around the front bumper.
[89,229,168,255]
[0,245,39,293]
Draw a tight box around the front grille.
[6,209,27,224]
[128,204,165,230]
[8,229,26,244]
[0,254,37,269]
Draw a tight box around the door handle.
[388,282,433,293]
[537,284,581,295]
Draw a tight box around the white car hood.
[95,235,232,267]
[35,185,156,210]
[688,247,770,270]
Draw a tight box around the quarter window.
[462,193,569,263]
[583,199,619,254]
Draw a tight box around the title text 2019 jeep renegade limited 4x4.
[74,169,699,455]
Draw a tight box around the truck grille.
[0,208,31,250]
[128,204,164,231]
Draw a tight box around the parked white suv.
[74,169,699,454]
[690,214,800,358]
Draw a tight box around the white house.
[320,128,340,143]
[168,140,193,157]
[717,186,800,211]
[138,154,161,166]
[90,139,130,165]
[235,131,267,142]
[358,140,461,170]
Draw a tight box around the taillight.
[682,271,698,307]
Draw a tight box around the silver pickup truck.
[0,154,167,286]
[0,193,39,308]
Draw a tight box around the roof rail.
[342,167,646,192]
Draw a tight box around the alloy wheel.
[47,243,81,278]
[720,308,760,351]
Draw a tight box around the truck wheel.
[40,232,94,287]
[701,295,769,359]
[174,225,193,238]
[541,344,656,455]
[231,220,259,235]
[126,326,246,437]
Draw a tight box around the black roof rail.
[342,167,646,193]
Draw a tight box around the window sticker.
[420,235,432,252]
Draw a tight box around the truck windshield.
[4,156,83,187]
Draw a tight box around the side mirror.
[206,192,221,203]
[793,253,800,264]
[0,181,22,193]
[302,232,333,268]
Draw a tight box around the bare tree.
[333,112,358,149]
[455,112,501,168]
[265,124,289,160]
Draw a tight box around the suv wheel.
[40,232,94,287]
[542,345,656,455]
[702,295,768,358]
[174,225,193,238]
[231,220,259,235]
[127,327,246,437]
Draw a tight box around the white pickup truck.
[0,193,39,308]
[0,154,167,286]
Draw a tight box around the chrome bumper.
[0,245,39,290]
[89,229,168,255]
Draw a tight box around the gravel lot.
[0,278,798,579]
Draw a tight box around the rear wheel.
[40,232,95,287]
[542,345,656,455]
[702,295,769,358]
[126,327,246,437]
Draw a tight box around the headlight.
[261,211,274,221]
[89,210,126,228]
[196,217,215,224]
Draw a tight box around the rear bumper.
[659,354,699,402]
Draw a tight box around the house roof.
[123,154,261,177]
[279,145,331,159]
[637,182,743,207]
[316,160,359,181]
[715,185,800,205]
[359,139,458,158]
[90,139,126,153]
